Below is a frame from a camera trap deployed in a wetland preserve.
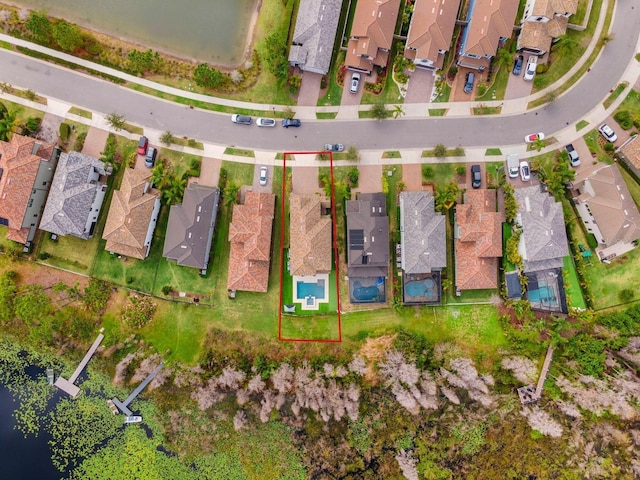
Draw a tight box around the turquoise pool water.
[405,278,436,299]
[297,281,325,299]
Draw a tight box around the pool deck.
[293,274,329,310]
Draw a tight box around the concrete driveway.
[196,157,221,187]
[292,166,321,194]
[252,163,273,192]
[402,163,423,191]
[405,68,436,103]
[297,71,322,107]
[80,127,108,157]
[354,165,382,194]
[452,67,482,101]
[340,71,364,105]
[505,66,533,100]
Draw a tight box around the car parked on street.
[145,146,157,168]
[512,55,524,75]
[520,161,531,182]
[524,56,537,81]
[598,123,618,143]
[565,144,581,167]
[471,165,481,189]
[350,73,360,93]
[463,72,475,94]
[256,118,276,127]
[282,118,302,128]
[137,136,148,155]
[324,143,344,152]
[231,114,252,125]
[524,132,545,143]
[259,166,268,186]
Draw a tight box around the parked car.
[520,161,531,182]
[350,73,360,94]
[512,55,524,76]
[524,132,545,143]
[598,123,618,143]
[282,118,302,128]
[137,136,148,155]
[565,144,581,167]
[324,143,344,152]
[145,146,157,168]
[524,56,537,81]
[506,154,520,178]
[259,166,268,186]
[463,72,475,94]
[471,164,481,189]
[256,118,276,127]
[231,114,252,125]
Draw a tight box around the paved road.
[0,0,637,152]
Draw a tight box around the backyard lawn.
[562,256,586,310]
[583,246,640,309]
[280,314,341,341]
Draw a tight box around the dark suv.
[145,146,157,168]
[471,165,481,189]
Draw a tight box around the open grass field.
[563,256,586,310]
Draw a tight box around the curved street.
[0,1,638,153]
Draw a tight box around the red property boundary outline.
[278,151,342,343]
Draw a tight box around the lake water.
[0,382,61,480]
[5,0,258,65]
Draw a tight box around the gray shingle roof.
[515,185,569,273]
[399,191,446,274]
[40,151,110,238]
[346,192,389,278]
[289,0,342,74]
[163,184,220,270]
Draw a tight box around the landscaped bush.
[536,63,548,74]
[347,168,359,186]
[59,122,70,142]
[422,165,434,178]
[455,165,466,176]
[586,233,598,249]
[603,142,615,153]
[618,288,635,303]
[25,117,41,134]
[614,110,633,130]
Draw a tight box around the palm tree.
[495,48,512,72]
[150,162,167,190]
[533,138,546,152]
[434,181,459,212]
[553,35,578,59]
[162,173,187,205]
[392,104,405,119]
[223,181,241,207]
[0,107,21,141]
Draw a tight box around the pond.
[5,0,258,65]
[0,381,61,480]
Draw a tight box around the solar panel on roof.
[350,229,364,250]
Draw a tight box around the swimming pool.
[297,281,326,299]
[405,278,436,299]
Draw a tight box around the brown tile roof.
[455,189,504,290]
[0,135,55,243]
[289,193,332,276]
[518,21,551,53]
[532,0,578,17]
[227,191,275,293]
[346,0,401,71]
[405,0,461,69]
[102,168,161,259]
[572,163,640,247]
[622,135,640,169]
[462,0,518,58]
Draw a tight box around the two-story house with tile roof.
[457,0,518,71]
[518,0,578,56]
[102,168,161,260]
[289,0,343,75]
[404,0,461,71]
[289,193,332,277]
[0,135,60,244]
[346,0,401,74]
[454,189,504,291]
[163,183,220,272]
[40,151,111,239]
[399,191,446,304]
[227,191,276,294]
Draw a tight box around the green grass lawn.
[38,231,99,273]
[583,129,612,163]
[318,51,345,107]
[619,166,640,207]
[583,246,640,309]
[281,251,338,315]
[158,149,202,179]
[502,223,516,272]
[562,256,586,310]
[280,314,341,341]
[429,109,447,116]
[421,162,465,187]
[613,89,640,126]
[603,82,628,109]
[575,120,589,131]
[476,63,510,102]
[485,148,503,156]
[221,161,255,187]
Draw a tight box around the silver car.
[350,73,360,94]
[324,144,344,152]
[598,123,617,143]
[256,118,276,127]
[259,166,268,186]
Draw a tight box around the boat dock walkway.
[54,329,105,398]
[111,362,163,416]
[518,344,555,405]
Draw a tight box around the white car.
[523,56,537,81]
[524,132,545,143]
[350,73,360,94]
[598,123,617,143]
[256,118,276,127]
[520,161,531,182]
[259,166,268,186]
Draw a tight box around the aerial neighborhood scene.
[1,0,640,478]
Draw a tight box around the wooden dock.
[111,362,163,415]
[54,329,105,398]
[517,344,554,405]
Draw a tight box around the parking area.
[252,164,273,192]
[451,67,483,101]
[292,166,321,194]
[504,64,534,100]
[402,163,423,191]
[196,157,221,187]
[353,165,382,194]
[340,70,365,105]
[404,68,436,103]
[81,127,109,158]
[297,71,323,107]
